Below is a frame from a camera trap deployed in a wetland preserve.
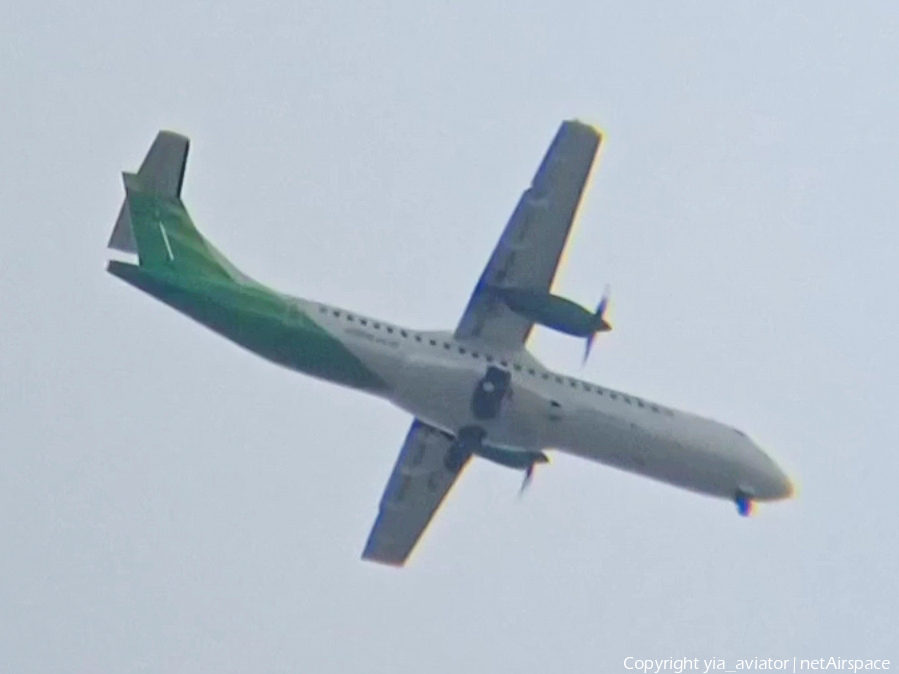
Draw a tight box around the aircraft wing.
[363,419,469,566]
[454,120,602,349]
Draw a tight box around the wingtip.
[361,551,407,568]
[155,129,191,144]
[564,119,604,142]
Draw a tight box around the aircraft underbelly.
[333,335,744,497]
[377,356,545,450]
[547,409,737,497]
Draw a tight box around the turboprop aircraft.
[106,121,793,566]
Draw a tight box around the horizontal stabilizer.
[108,200,137,253]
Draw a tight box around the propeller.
[519,463,536,496]
[518,453,550,496]
[582,285,612,365]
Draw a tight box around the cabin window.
[386,326,394,334]
[319,305,327,313]
[373,322,381,329]
[500,360,509,367]
[541,373,549,380]
[346,314,355,322]
[458,347,466,354]
[555,376,563,384]
[332,310,341,317]
[400,330,408,337]
[637,399,645,408]
[651,405,659,413]
[360,319,368,326]
[569,379,577,388]
[623,396,632,404]
[429,339,437,346]
[610,393,618,400]
[485,355,494,363]
[513,364,522,371]
[472,352,479,358]
[414,335,422,342]
[443,342,451,350]
[528,368,536,376]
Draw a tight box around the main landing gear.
[446,364,545,488]
[443,425,485,473]
[471,366,511,421]
[443,424,549,497]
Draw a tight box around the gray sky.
[2,2,897,671]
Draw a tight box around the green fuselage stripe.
[107,260,388,392]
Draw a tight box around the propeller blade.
[582,332,596,366]
[596,284,610,318]
[595,285,612,330]
[583,285,611,366]
[519,463,536,496]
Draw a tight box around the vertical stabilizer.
[108,132,188,253]
[136,131,189,198]
[107,131,248,284]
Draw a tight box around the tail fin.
[108,131,244,283]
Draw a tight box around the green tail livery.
[107,131,386,392]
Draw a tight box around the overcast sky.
[2,2,897,672]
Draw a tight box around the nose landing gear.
[735,491,754,517]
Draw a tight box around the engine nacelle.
[474,443,549,470]
[488,286,609,338]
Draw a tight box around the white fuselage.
[303,299,792,503]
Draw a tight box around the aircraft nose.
[767,465,794,500]
[752,451,794,501]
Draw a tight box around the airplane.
[106,121,793,566]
